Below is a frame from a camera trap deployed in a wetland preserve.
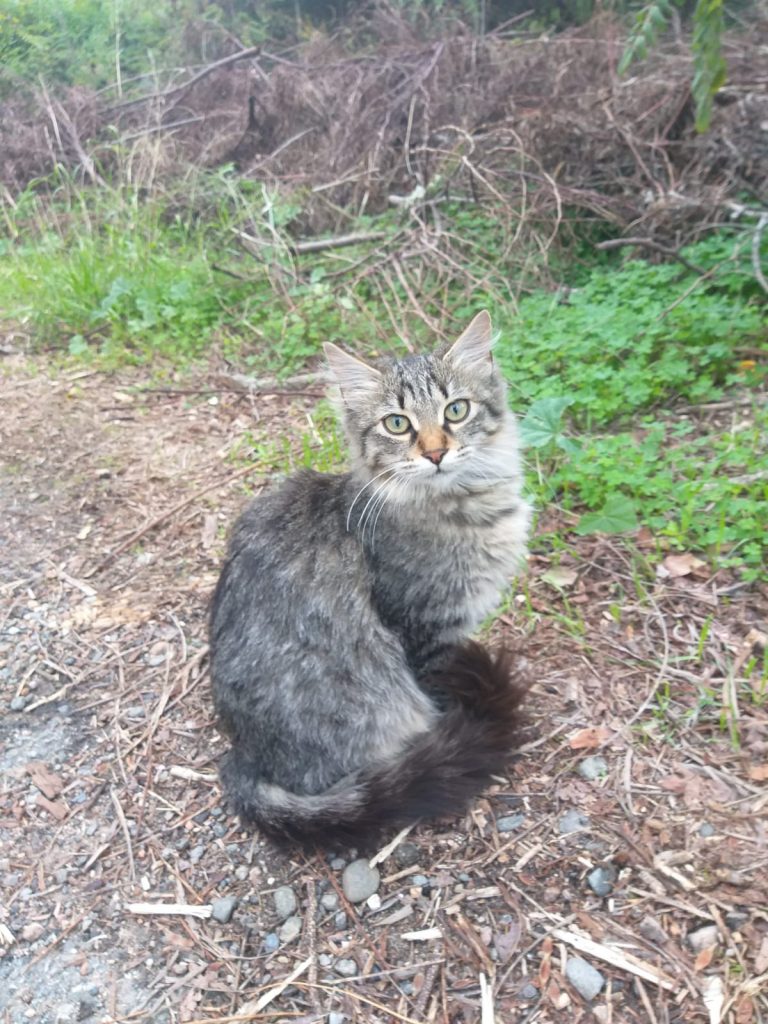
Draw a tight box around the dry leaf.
[541,567,578,589]
[660,553,708,578]
[755,936,768,974]
[735,996,755,1024]
[25,761,63,800]
[569,726,611,750]
[748,764,768,782]
[694,945,716,971]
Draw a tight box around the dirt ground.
[0,356,766,1024]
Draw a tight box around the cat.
[209,310,531,844]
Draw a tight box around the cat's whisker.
[370,475,409,552]
[346,467,396,532]
[357,477,396,539]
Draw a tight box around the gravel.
[638,915,668,945]
[687,924,719,952]
[393,842,420,868]
[587,865,616,897]
[273,885,298,920]
[578,755,608,781]
[262,933,279,953]
[278,916,303,944]
[320,893,339,911]
[334,959,358,977]
[496,813,526,832]
[210,897,237,924]
[341,859,380,903]
[565,957,605,1000]
[558,809,590,834]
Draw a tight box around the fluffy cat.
[209,310,531,843]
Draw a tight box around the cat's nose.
[422,448,447,466]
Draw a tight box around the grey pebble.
[335,958,358,977]
[328,1014,346,1024]
[334,911,348,930]
[234,865,249,882]
[278,915,302,943]
[411,874,429,887]
[496,813,526,833]
[688,924,719,952]
[394,842,420,868]
[321,893,339,911]
[9,696,27,711]
[273,885,297,920]
[189,845,205,864]
[699,822,716,838]
[212,823,227,838]
[518,983,539,1000]
[210,897,237,924]
[578,756,608,781]
[341,859,380,903]
[638,915,668,945]
[565,957,605,1000]
[318,953,332,967]
[262,932,279,953]
[559,809,590,834]
[329,857,346,871]
[587,865,616,897]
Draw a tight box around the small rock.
[699,822,716,838]
[210,897,237,924]
[394,842,420,868]
[334,911,348,930]
[10,696,27,711]
[496,813,526,833]
[328,1013,346,1024]
[320,893,339,911]
[587,865,616,897]
[687,924,719,953]
[342,859,380,903]
[726,911,748,930]
[411,874,429,888]
[54,868,69,885]
[578,756,608,781]
[518,982,539,1000]
[329,857,346,871]
[262,932,279,953]
[638,915,668,945]
[335,958,358,977]
[318,953,332,967]
[273,885,297,920]
[278,915,302,944]
[565,957,605,1000]
[366,893,381,910]
[21,922,44,942]
[559,809,590,834]
[234,865,249,881]
[189,845,205,864]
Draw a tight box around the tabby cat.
[209,311,531,843]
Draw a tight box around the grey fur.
[209,311,531,842]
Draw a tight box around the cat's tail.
[219,642,529,845]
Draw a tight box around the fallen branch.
[125,902,213,919]
[596,237,706,276]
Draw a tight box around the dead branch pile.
[1,7,767,248]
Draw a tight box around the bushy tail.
[220,642,529,845]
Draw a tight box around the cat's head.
[324,311,519,495]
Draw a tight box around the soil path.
[1,358,766,1023]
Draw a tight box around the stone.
[687,924,719,953]
[496,813,526,832]
[366,893,381,910]
[587,865,616,897]
[328,1013,346,1024]
[334,911,348,930]
[518,983,539,1000]
[558,809,590,834]
[234,865,249,881]
[278,915,302,944]
[273,885,297,920]
[210,897,237,924]
[320,893,339,911]
[342,859,380,903]
[262,932,279,953]
[565,957,604,1000]
[10,696,27,711]
[638,915,668,945]
[329,857,346,871]
[410,874,429,887]
[578,756,608,781]
[394,842,420,868]
[699,822,716,838]
[335,958,358,977]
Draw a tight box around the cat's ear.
[446,310,494,369]
[323,342,382,399]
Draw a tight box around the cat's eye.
[444,399,470,423]
[383,413,412,435]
